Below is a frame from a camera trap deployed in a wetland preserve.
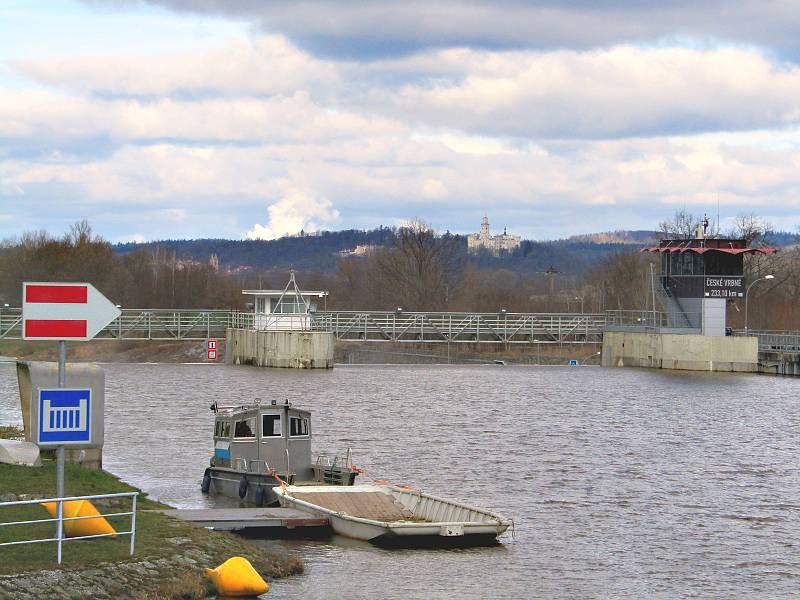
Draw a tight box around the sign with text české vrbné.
[704,276,744,299]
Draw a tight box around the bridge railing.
[0,308,605,343]
[604,309,701,331]
[0,308,234,341]
[0,308,22,339]
[99,309,233,340]
[745,331,800,353]
[311,311,605,344]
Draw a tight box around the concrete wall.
[225,328,334,369]
[16,361,104,469]
[759,351,800,376]
[602,331,758,372]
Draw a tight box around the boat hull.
[206,467,284,506]
[274,484,511,546]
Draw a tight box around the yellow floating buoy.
[204,556,269,597]
[41,500,117,539]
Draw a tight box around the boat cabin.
[211,400,313,482]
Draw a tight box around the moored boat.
[274,483,512,546]
[202,400,360,506]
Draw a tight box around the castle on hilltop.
[467,215,521,256]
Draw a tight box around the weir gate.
[0,308,605,345]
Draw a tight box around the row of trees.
[0,214,796,331]
[0,221,242,308]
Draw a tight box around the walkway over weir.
[3,306,796,349]
[0,308,605,344]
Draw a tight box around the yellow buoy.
[41,500,117,539]
[204,556,269,597]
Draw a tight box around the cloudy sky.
[2,1,800,242]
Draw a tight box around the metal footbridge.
[4,307,799,349]
[0,308,605,344]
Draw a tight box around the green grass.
[0,460,303,579]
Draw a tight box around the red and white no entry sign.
[23,282,122,341]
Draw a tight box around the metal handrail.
[0,491,138,564]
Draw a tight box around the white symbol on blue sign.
[39,389,91,444]
[568,359,579,366]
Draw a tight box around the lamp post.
[574,296,584,314]
[744,274,774,334]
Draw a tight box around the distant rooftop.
[242,289,329,297]
[642,238,776,255]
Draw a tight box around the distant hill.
[114,228,398,272]
[568,230,658,245]
[113,227,800,275]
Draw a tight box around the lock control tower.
[641,219,774,335]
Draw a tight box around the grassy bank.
[0,459,302,598]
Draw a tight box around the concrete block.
[0,440,42,467]
[225,328,334,369]
[602,331,758,373]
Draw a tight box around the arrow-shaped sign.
[22,282,122,341]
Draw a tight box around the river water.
[2,362,799,599]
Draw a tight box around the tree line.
[1,214,798,331]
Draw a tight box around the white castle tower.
[467,215,521,256]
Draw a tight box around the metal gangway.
[0,307,604,344]
[311,311,605,344]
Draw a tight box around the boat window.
[214,420,231,438]
[262,414,282,438]
[233,418,256,439]
[289,416,309,437]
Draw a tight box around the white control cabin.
[243,289,328,331]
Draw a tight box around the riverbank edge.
[0,456,303,600]
[0,338,602,366]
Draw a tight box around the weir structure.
[226,273,334,369]
[602,223,775,373]
[0,307,604,344]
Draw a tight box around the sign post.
[22,282,119,563]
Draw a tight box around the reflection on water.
[2,363,800,598]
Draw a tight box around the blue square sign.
[38,389,91,444]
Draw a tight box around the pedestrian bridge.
[3,307,796,349]
[0,308,605,344]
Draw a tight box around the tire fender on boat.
[255,486,266,507]
[238,474,249,499]
[201,469,211,494]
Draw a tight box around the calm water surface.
[2,362,799,599]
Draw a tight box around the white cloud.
[377,45,800,138]
[7,43,800,145]
[5,20,800,240]
[103,1,800,61]
[12,36,339,97]
[118,233,146,243]
[246,190,339,239]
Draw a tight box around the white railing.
[0,307,605,343]
[311,311,605,344]
[0,492,138,564]
[604,309,701,331]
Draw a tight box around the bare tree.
[729,213,773,246]
[370,219,463,310]
[659,209,700,239]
